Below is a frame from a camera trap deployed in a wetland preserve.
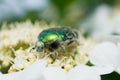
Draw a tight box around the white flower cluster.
[0,21,120,80]
[80,4,120,37]
[0,0,48,23]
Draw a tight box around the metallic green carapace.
[40,32,65,43]
[33,27,79,61]
[40,32,59,42]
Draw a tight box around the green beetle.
[33,27,79,60]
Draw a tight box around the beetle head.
[35,41,44,52]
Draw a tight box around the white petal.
[68,65,101,80]
[21,59,47,80]
[90,42,119,69]
[0,71,23,80]
[0,59,47,80]
[116,66,120,74]
[89,66,114,75]
[42,67,67,80]
[0,72,2,79]
[116,43,120,74]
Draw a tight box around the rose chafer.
[33,27,79,61]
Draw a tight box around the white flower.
[0,0,48,23]
[89,42,120,74]
[42,65,113,80]
[0,49,116,80]
[80,4,120,37]
[1,21,119,80]
[0,59,47,80]
[0,59,107,80]
[68,65,101,80]
[42,67,67,80]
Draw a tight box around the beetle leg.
[67,39,79,46]
[74,40,79,45]
[52,50,58,62]
[49,47,58,62]
[67,40,74,45]
[59,45,66,53]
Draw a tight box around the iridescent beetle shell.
[34,27,79,60]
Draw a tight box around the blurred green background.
[0,0,119,27]
[0,0,120,79]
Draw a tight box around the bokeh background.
[0,0,120,80]
[0,0,120,37]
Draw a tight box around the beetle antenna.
[29,45,36,52]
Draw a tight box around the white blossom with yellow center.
[0,21,120,80]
